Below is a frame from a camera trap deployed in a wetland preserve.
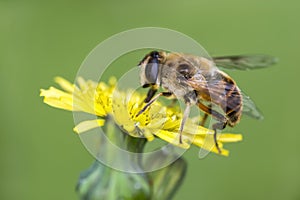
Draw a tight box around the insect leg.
[212,122,227,154]
[200,103,211,126]
[144,85,158,103]
[137,92,172,117]
[200,113,209,126]
[197,102,228,154]
[179,103,191,143]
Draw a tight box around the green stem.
[76,115,187,200]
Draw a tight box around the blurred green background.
[1,0,299,199]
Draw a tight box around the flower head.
[40,76,242,156]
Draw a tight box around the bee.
[137,51,276,153]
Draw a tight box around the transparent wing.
[241,91,264,120]
[212,55,277,70]
[187,78,264,120]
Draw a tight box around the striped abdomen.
[195,70,243,127]
[218,71,243,126]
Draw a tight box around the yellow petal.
[218,133,243,143]
[40,87,76,111]
[43,97,73,111]
[143,129,155,141]
[154,130,190,149]
[183,120,213,135]
[54,76,74,93]
[192,135,229,156]
[73,119,105,134]
[40,87,72,99]
[77,77,89,91]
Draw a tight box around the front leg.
[137,91,173,117]
[144,85,158,103]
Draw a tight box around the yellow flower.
[40,76,242,156]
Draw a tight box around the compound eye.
[177,63,193,79]
[145,56,159,84]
